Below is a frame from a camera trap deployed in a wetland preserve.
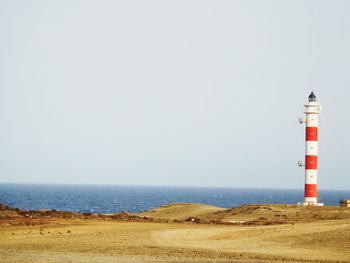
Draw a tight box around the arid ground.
[1,203,349,262]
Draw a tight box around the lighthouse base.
[297,202,324,206]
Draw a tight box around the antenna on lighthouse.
[298,92,323,206]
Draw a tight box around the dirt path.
[1,219,349,262]
[151,220,350,262]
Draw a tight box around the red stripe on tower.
[305,184,317,197]
[305,155,317,169]
[306,127,318,141]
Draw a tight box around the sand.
[1,203,350,262]
[137,203,226,220]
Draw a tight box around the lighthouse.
[298,92,323,206]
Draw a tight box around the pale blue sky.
[1,0,349,189]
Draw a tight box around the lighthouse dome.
[308,91,316,102]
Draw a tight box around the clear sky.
[1,0,349,190]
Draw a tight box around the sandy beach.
[1,203,350,262]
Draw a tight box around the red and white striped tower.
[298,92,323,206]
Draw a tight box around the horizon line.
[0,181,348,192]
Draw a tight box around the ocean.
[0,183,348,214]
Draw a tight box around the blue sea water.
[0,183,349,214]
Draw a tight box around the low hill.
[2,202,350,226]
[136,203,225,220]
[187,204,350,224]
[137,203,350,225]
